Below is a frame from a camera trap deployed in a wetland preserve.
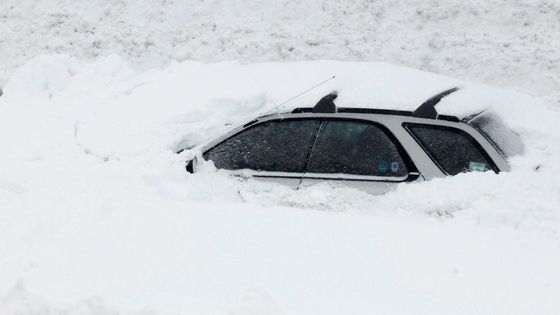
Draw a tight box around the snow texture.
[1,1,560,315]
[1,0,560,107]
[1,56,559,315]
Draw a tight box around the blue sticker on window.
[391,162,400,172]
[378,161,388,172]
[469,161,487,172]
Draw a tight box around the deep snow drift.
[0,56,559,314]
[1,0,560,107]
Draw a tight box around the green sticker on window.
[469,161,487,172]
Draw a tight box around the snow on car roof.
[227,61,517,121]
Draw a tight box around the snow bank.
[1,0,559,107]
[0,56,559,314]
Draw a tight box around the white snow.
[0,56,559,315]
[1,1,560,314]
[1,0,560,107]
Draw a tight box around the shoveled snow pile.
[0,56,559,314]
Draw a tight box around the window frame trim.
[203,117,419,183]
[227,169,416,182]
[403,122,499,175]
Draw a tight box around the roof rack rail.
[413,87,460,119]
[290,107,459,122]
[289,87,462,122]
[312,91,338,113]
[292,107,413,116]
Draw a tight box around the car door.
[403,123,501,175]
[299,119,421,194]
[202,118,320,188]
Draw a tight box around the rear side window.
[203,119,318,173]
[406,124,497,175]
[307,120,408,177]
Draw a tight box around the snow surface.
[1,0,560,107]
[0,56,559,315]
[1,1,560,314]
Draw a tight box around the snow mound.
[1,0,560,107]
[0,56,559,314]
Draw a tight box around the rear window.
[466,110,524,158]
[406,124,497,175]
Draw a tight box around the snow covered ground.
[1,0,560,107]
[1,1,560,315]
[1,56,559,315]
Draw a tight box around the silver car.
[185,88,523,194]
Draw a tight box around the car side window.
[307,120,408,177]
[406,124,497,175]
[203,119,319,173]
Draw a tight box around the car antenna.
[261,75,336,115]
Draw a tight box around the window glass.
[203,119,318,173]
[407,125,496,175]
[307,120,408,177]
[466,110,524,158]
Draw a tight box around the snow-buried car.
[185,88,523,194]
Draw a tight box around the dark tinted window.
[204,119,318,172]
[307,120,408,176]
[407,125,496,175]
[466,110,524,158]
